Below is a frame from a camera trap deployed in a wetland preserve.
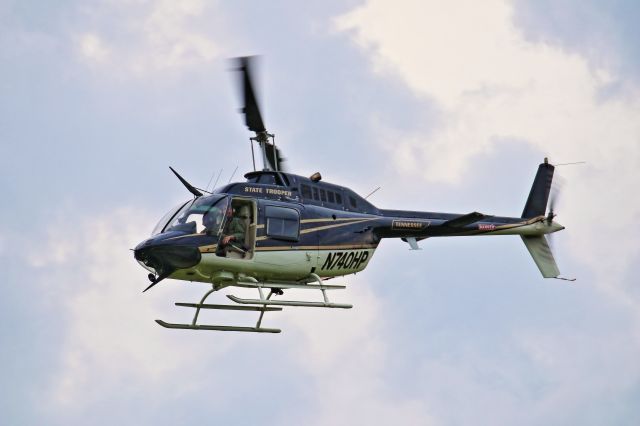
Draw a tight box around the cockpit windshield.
[151,201,189,236]
[152,195,229,236]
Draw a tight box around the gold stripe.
[493,216,542,230]
[255,243,377,252]
[451,217,543,236]
[199,244,218,253]
[200,243,377,253]
[255,218,375,242]
[300,218,376,234]
[165,232,203,241]
[300,217,369,224]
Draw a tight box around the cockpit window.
[151,201,189,236]
[163,195,229,235]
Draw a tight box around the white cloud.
[333,1,640,423]
[281,284,435,425]
[34,207,233,410]
[335,0,640,300]
[74,0,221,76]
[78,33,110,63]
[32,207,432,424]
[335,0,639,183]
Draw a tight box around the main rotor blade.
[264,141,286,172]
[169,166,203,197]
[235,56,266,133]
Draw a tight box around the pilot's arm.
[221,218,246,245]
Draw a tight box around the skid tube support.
[228,274,353,309]
[155,284,282,333]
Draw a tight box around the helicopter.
[133,57,571,333]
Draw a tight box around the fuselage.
[134,170,563,286]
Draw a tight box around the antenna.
[554,161,586,167]
[211,168,223,191]
[205,169,217,192]
[364,186,381,200]
[228,165,238,184]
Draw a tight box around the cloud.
[7,2,640,422]
[73,0,222,76]
[334,0,640,299]
[280,284,435,425]
[513,0,640,84]
[335,0,638,181]
[332,1,640,423]
[29,206,434,424]
[77,33,110,63]
[30,207,233,412]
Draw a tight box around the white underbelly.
[172,247,377,283]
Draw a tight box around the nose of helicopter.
[133,239,202,276]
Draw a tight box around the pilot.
[218,205,250,256]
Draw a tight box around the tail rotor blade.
[546,174,564,224]
[547,191,556,224]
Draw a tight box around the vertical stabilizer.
[522,160,554,218]
[521,236,560,278]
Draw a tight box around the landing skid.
[155,273,351,333]
[156,320,281,333]
[227,295,352,309]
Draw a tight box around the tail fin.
[522,159,554,218]
[521,236,560,278]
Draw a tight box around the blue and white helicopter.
[134,57,570,333]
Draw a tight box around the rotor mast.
[251,131,278,172]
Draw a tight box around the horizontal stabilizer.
[442,211,486,228]
[521,236,560,278]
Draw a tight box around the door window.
[265,206,300,241]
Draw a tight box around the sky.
[1,0,640,424]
